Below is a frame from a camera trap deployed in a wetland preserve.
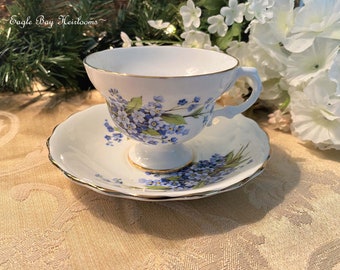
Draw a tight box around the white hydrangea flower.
[261,0,294,44]
[245,0,274,24]
[147,20,170,30]
[219,80,250,106]
[180,30,211,49]
[261,78,287,101]
[180,0,202,28]
[284,0,340,53]
[329,53,340,96]
[164,24,176,35]
[247,0,294,63]
[120,32,144,47]
[268,109,291,132]
[250,20,291,66]
[120,32,132,48]
[227,41,256,67]
[220,0,246,26]
[284,38,339,87]
[227,39,283,82]
[289,73,340,150]
[135,36,144,46]
[227,39,286,107]
[203,44,221,52]
[207,15,228,36]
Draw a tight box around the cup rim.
[83,46,240,79]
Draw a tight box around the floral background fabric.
[0,91,339,269]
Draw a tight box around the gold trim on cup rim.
[83,46,240,79]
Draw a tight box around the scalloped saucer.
[47,104,270,201]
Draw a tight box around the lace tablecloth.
[1,91,339,269]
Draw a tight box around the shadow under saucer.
[69,144,300,240]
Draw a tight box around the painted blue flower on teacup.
[95,173,123,186]
[94,144,252,191]
[106,88,214,145]
[139,144,252,191]
[103,119,124,146]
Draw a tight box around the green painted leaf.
[143,129,161,136]
[161,114,187,125]
[126,96,142,113]
[146,185,172,190]
[225,152,234,163]
[189,106,204,118]
[193,181,206,189]
[166,176,181,181]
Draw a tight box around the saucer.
[47,104,270,201]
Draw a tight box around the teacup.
[84,46,262,172]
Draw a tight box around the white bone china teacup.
[84,46,262,172]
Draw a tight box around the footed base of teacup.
[128,143,193,173]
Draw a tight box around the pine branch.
[0,0,121,93]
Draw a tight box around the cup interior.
[84,46,238,77]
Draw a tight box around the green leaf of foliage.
[216,23,242,50]
[193,181,206,189]
[161,114,187,125]
[126,96,142,113]
[198,0,225,11]
[143,129,161,136]
[145,185,172,190]
[189,106,204,118]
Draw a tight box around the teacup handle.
[212,67,262,119]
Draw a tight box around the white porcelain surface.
[128,143,194,172]
[83,46,263,171]
[47,104,270,201]
[84,46,238,77]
